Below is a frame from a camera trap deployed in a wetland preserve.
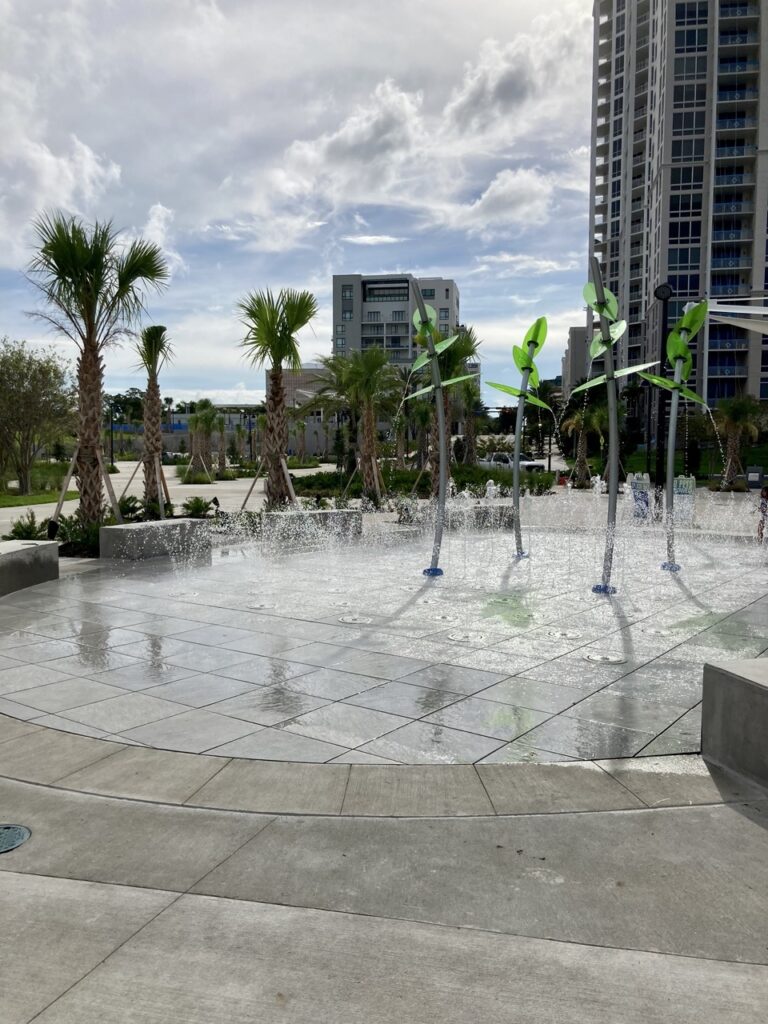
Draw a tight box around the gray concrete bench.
[0,540,59,597]
[702,660,768,790]
[99,519,212,560]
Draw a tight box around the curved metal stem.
[664,358,684,569]
[512,342,537,558]
[591,257,618,594]
[410,277,447,574]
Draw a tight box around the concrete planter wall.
[702,660,768,790]
[0,540,59,597]
[99,519,212,561]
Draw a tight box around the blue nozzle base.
[661,561,681,573]
[423,567,444,577]
[592,583,617,595]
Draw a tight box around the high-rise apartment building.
[589,0,767,404]
[331,274,460,366]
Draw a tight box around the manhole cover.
[447,631,486,644]
[548,629,582,640]
[0,825,30,854]
[339,614,372,624]
[584,653,627,665]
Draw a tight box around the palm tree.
[713,395,764,486]
[188,399,216,476]
[234,423,246,462]
[215,414,227,476]
[458,377,483,465]
[28,213,168,525]
[562,406,606,488]
[344,348,400,499]
[305,354,360,472]
[239,289,317,507]
[135,325,173,506]
[411,400,432,469]
[163,396,175,430]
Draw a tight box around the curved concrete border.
[0,540,58,597]
[0,713,763,818]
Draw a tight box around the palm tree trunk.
[723,429,740,486]
[143,374,162,505]
[575,430,590,488]
[266,365,288,508]
[76,343,105,525]
[361,403,377,499]
[218,430,226,475]
[464,410,477,465]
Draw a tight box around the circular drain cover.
[250,602,274,610]
[641,626,673,637]
[548,629,582,640]
[447,631,486,644]
[585,653,627,665]
[339,614,372,624]
[0,825,30,855]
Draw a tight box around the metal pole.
[654,286,672,489]
[109,401,114,467]
[410,276,446,576]
[512,339,538,559]
[662,358,684,572]
[591,257,619,595]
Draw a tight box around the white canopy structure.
[708,301,768,338]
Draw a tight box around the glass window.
[336,325,345,334]
[342,310,353,321]
[439,308,449,320]
[341,285,353,300]
[391,310,405,321]
[421,288,435,299]
[366,311,380,322]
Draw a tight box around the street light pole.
[109,399,115,467]
[653,283,674,491]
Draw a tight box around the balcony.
[712,230,752,242]
[716,145,756,158]
[708,365,748,377]
[719,33,758,46]
[713,201,753,214]
[710,284,750,297]
[718,60,759,75]
[719,4,760,17]
[715,173,754,186]
[711,257,751,270]
[718,88,758,102]
[717,117,757,130]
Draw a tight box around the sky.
[0,0,594,407]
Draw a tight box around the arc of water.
[590,257,619,595]
[409,276,447,577]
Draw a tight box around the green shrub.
[286,456,320,469]
[56,513,101,556]
[182,496,214,518]
[2,510,49,540]
[215,469,238,481]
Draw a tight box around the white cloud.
[341,234,405,246]
[477,252,581,275]
[141,203,187,276]
[447,169,554,236]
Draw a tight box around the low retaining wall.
[261,508,363,542]
[99,519,212,560]
[0,540,59,597]
[702,659,768,790]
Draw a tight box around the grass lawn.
[0,491,78,508]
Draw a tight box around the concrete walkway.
[2,710,768,1021]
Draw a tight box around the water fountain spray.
[487,317,551,558]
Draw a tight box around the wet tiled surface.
[0,527,765,762]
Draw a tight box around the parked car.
[478,451,546,472]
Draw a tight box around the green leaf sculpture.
[406,308,475,400]
[486,316,552,558]
[637,299,707,405]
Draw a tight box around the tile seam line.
[6,867,766,972]
[180,890,768,972]
[178,756,234,805]
[593,761,652,808]
[471,763,501,815]
[4,772,763,821]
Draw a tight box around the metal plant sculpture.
[487,317,551,558]
[637,300,707,572]
[570,258,657,593]
[405,279,476,576]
